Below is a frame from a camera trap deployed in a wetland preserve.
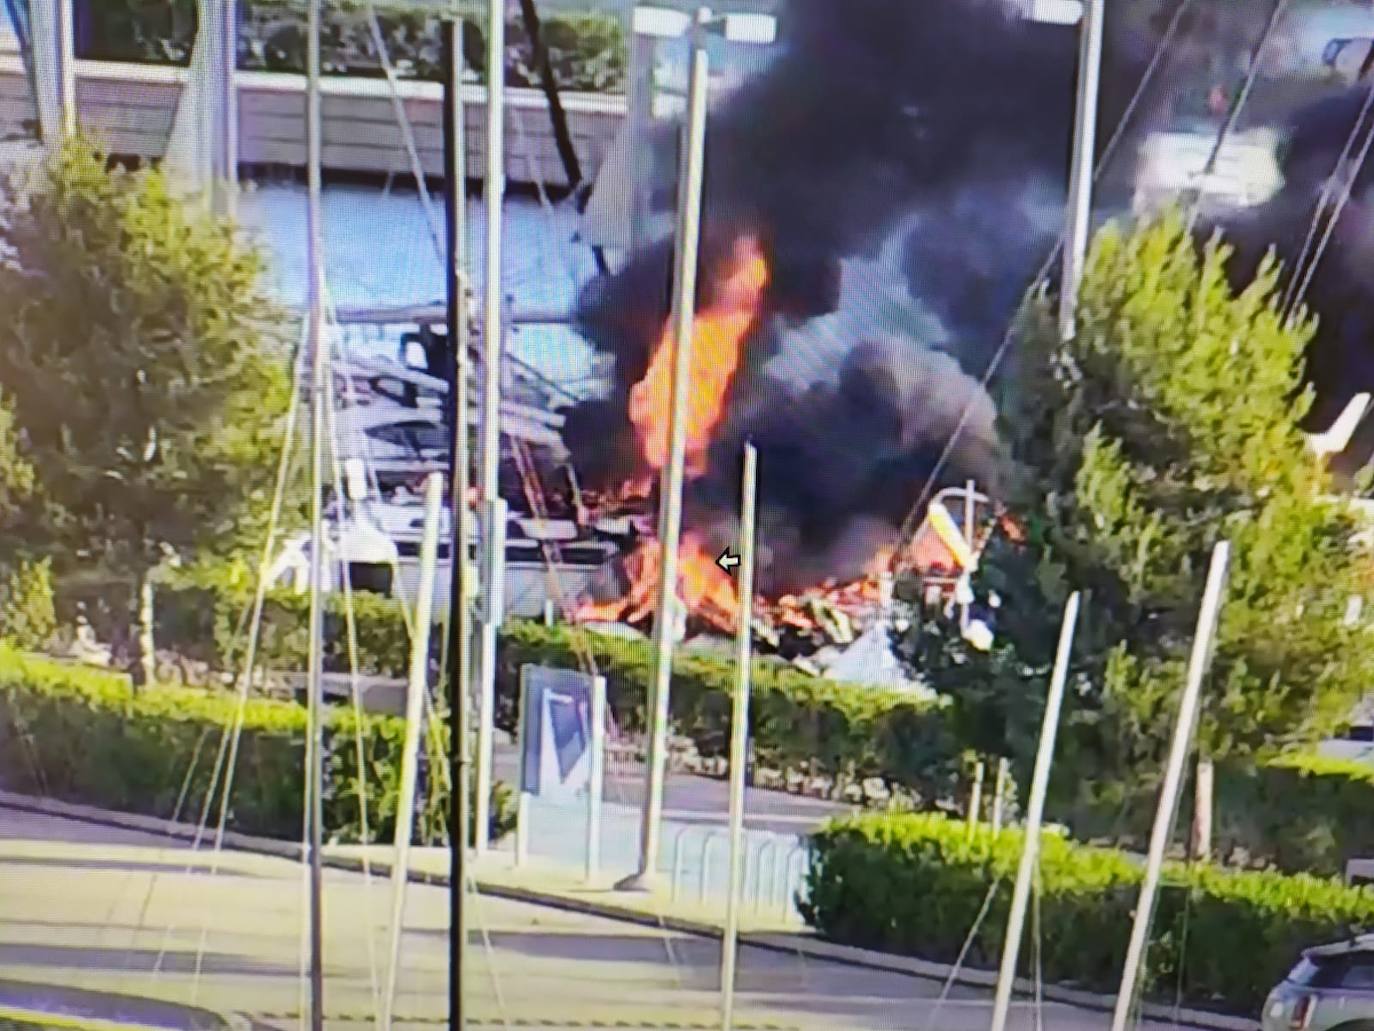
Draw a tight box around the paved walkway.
[0,805,1231,1030]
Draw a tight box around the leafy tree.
[896,215,1374,849]
[0,137,289,685]
[0,391,53,649]
[0,392,33,534]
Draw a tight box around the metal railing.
[668,823,809,919]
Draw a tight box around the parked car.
[1262,937,1374,1030]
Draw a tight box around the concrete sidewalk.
[0,796,1258,1031]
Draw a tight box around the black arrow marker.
[716,548,741,573]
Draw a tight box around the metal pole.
[1058,0,1104,341]
[473,0,506,856]
[1110,543,1230,1031]
[720,442,759,1031]
[383,473,444,1029]
[966,760,985,833]
[628,25,656,251]
[991,757,1009,835]
[586,674,607,883]
[989,591,1081,1031]
[441,20,472,1028]
[622,4,713,892]
[55,0,74,136]
[214,0,239,219]
[303,0,326,1025]
[963,479,976,547]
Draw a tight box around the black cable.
[441,21,470,1031]
[515,0,610,275]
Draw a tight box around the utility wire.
[894,1,1197,551]
[323,326,386,1030]
[1283,83,1374,321]
[362,0,446,262]
[1185,0,1291,230]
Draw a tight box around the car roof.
[1304,934,1374,960]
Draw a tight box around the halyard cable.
[893,0,1198,552]
[1284,94,1374,323]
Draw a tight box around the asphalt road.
[491,739,851,835]
[0,804,1229,1031]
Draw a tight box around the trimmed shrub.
[803,813,1374,1014]
[0,644,513,845]
[151,580,1374,859]
[496,622,962,803]
[150,580,962,805]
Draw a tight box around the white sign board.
[516,665,607,878]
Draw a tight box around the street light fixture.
[622,4,777,893]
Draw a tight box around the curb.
[0,792,1254,1031]
[0,982,251,1031]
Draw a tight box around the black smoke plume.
[564,0,1287,591]
[1214,85,1374,475]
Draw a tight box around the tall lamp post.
[620,4,776,892]
[1059,0,1104,341]
[472,0,508,856]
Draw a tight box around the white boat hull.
[392,558,603,620]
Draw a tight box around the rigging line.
[1278,78,1374,317]
[323,331,386,1030]
[1285,99,1374,322]
[189,336,311,1005]
[147,329,306,987]
[1170,855,1198,1028]
[3,676,46,796]
[920,874,1004,1031]
[505,437,644,809]
[509,437,592,671]
[464,872,512,1028]
[1282,176,1342,318]
[325,289,415,641]
[514,0,610,276]
[510,101,590,297]
[1185,0,1291,231]
[1033,867,1044,1031]
[1275,90,1374,318]
[893,3,1193,550]
[505,435,641,806]
[297,677,315,1031]
[98,723,215,965]
[361,0,445,263]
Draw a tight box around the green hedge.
[150,581,1374,867]
[0,644,512,845]
[496,622,962,803]
[149,583,964,805]
[803,813,1374,1015]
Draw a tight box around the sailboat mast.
[303,0,327,1027]
[441,17,472,1030]
[214,0,239,218]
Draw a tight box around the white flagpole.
[303,1,327,1024]
[989,591,1081,1031]
[473,0,508,856]
[383,472,446,1027]
[1110,542,1230,1031]
[720,442,760,1030]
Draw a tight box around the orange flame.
[628,236,770,477]
[575,533,741,633]
[578,234,935,642]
